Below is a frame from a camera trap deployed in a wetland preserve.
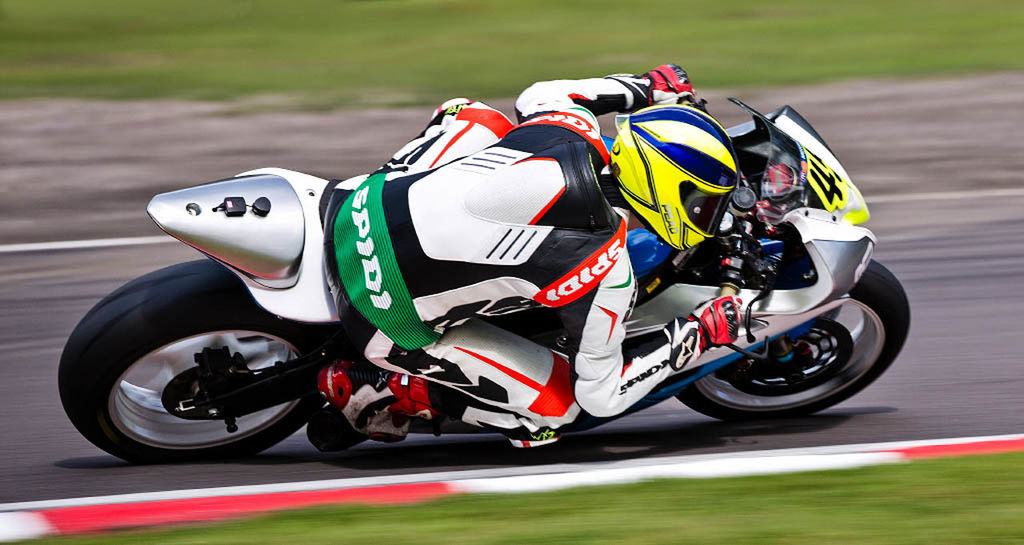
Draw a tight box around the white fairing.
[229,168,338,323]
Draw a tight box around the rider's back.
[376,122,622,331]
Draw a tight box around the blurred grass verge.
[30,451,1024,544]
[1,0,1023,108]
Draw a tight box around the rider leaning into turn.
[317,64,743,447]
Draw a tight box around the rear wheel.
[678,260,909,420]
[59,260,334,463]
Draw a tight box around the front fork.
[715,208,781,361]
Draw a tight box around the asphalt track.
[1,74,1023,503]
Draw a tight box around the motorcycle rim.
[107,330,303,449]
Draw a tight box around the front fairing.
[626,102,878,354]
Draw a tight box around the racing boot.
[384,372,441,421]
[502,426,561,448]
[315,361,439,445]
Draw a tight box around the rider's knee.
[432,98,514,139]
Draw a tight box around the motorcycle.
[58,99,910,462]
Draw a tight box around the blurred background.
[2,0,1023,242]
[2,0,1024,539]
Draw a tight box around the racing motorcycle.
[58,99,910,463]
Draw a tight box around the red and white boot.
[316,361,439,444]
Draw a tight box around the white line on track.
[2,187,1024,254]
[454,452,903,494]
[0,235,173,254]
[866,187,1024,204]
[1,432,1020,513]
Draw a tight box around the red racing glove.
[644,64,696,106]
[661,295,742,372]
[690,295,742,349]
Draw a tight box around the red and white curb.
[2,433,1022,541]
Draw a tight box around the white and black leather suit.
[322,74,710,444]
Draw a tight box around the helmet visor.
[680,181,729,236]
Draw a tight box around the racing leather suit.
[324,72,719,444]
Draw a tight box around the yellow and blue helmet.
[610,104,739,249]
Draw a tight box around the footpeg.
[306,407,366,452]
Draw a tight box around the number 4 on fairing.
[806,151,848,212]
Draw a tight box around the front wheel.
[677,260,909,420]
[58,260,333,463]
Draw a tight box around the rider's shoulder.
[502,107,609,166]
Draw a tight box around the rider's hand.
[661,294,741,371]
[643,64,696,106]
[690,295,742,348]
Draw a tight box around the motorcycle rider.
[314,64,742,448]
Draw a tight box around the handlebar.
[715,205,778,358]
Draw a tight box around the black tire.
[678,260,910,420]
[58,259,335,463]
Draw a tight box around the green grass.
[1,0,1023,106]
[33,451,1024,544]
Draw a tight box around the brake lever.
[722,294,770,360]
[744,288,772,343]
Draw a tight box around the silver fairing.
[148,168,340,323]
[148,174,305,286]
[625,208,876,371]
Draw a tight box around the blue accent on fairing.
[760,239,784,256]
[624,234,788,282]
[571,319,816,432]
[756,238,813,290]
[627,228,673,278]
[602,135,616,152]
[774,254,813,290]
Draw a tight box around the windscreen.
[758,125,808,223]
[727,98,809,224]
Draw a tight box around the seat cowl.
[147,174,305,285]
